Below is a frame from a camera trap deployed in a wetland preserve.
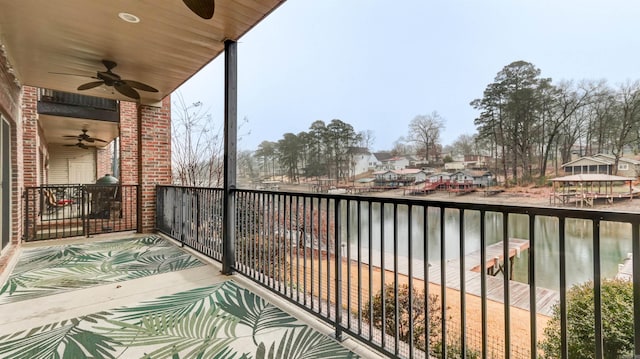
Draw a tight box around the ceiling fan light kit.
[53,1,216,100]
[75,60,158,100]
[62,129,107,148]
[64,139,90,150]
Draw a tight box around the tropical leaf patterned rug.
[0,235,204,304]
[0,281,357,359]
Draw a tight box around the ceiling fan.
[63,129,107,143]
[183,0,215,19]
[72,60,159,100]
[64,139,90,150]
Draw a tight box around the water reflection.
[344,202,632,290]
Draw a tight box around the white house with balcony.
[374,152,410,171]
[350,147,377,176]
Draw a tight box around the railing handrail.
[23,184,139,241]
[160,185,640,222]
[156,184,640,359]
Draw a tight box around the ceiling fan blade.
[92,138,108,143]
[183,0,215,19]
[79,143,89,149]
[123,80,158,93]
[114,83,140,99]
[84,137,95,143]
[78,81,104,90]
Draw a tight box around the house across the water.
[561,153,640,178]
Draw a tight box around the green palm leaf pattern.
[258,327,358,359]
[111,283,227,322]
[0,273,39,296]
[102,309,237,359]
[215,284,302,343]
[0,236,204,304]
[0,313,119,359]
[0,280,357,357]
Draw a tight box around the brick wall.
[96,142,113,179]
[118,97,171,233]
[21,86,39,188]
[138,97,172,232]
[119,101,138,184]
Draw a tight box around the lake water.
[342,202,633,290]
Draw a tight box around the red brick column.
[119,101,138,185]
[138,97,172,232]
[96,143,113,179]
[21,86,38,188]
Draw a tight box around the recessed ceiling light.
[118,12,140,23]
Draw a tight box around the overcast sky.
[176,0,640,152]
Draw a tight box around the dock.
[469,238,530,277]
[403,181,448,196]
[617,253,633,281]
[550,174,637,207]
[448,181,475,196]
[361,238,559,316]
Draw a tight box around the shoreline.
[268,182,640,212]
[258,181,635,356]
[288,253,549,357]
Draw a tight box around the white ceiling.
[0,0,285,104]
[39,114,120,147]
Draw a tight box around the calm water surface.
[343,203,633,290]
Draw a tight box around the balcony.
[155,186,640,359]
[37,89,119,123]
[0,233,363,358]
[23,184,139,241]
[4,185,640,358]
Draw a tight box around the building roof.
[451,171,474,177]
[561,156,612,167]
[465,170,493,177]
[385,156,408,163]
[373,152,393,162]
[348,146,370,155]
[393,169,423,175]
[595,153,640,165]
[562,154,640,168]
[550,174,635,182]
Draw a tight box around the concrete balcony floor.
[0,233,373,358]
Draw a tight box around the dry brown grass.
[280,252,549,357]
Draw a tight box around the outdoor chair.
[43,188,74,212]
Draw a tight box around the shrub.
[362,283,440,352]
[539,279,634,359]
[431,341,480,359]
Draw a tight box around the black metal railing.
[38,89,119,111]
[37,89,120,122]
[24,184,138,241]
[156,185,640,359]
[156,186,223,261]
